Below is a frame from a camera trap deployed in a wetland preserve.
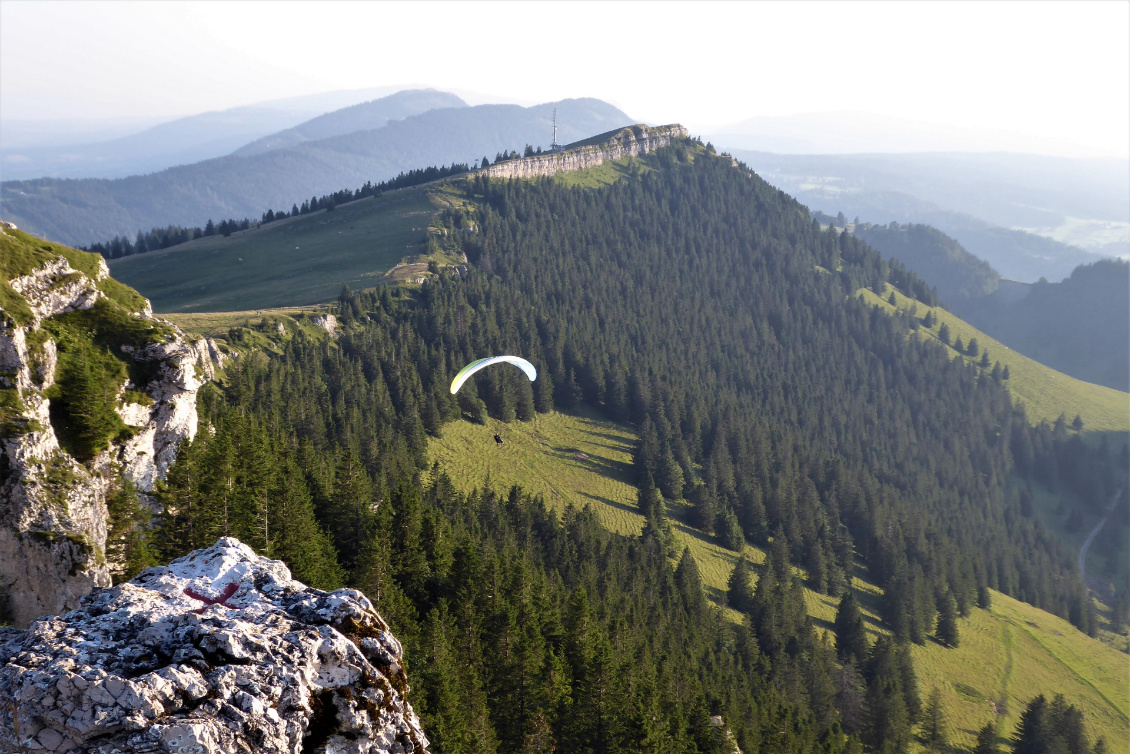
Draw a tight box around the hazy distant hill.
[1,98,632,246]
[0,85,413,180]
[232,89,466,156]
[853,221,1001,302]
[960,259,1130,392]
[844,218,1129,391]
[729,149,1126,282]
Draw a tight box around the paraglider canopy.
[450,355,537,394]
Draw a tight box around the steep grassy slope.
[426,409,1130,753]
[107,189,445,312]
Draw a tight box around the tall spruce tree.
[834,590,870,666]
[937,592,960,647]
[920,687,948,752]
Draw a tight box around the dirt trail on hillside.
[1079,488,1123,590]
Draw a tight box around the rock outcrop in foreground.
[1,225,224,627]
[0,538,429,754]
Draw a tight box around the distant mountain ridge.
[837,216,1129,392]
[730,149,1126,283]
[1,97,633,246]
[0,86,420,181]
[960,258,1130,392]
[232,89,467,156]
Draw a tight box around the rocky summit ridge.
[480,123,689,180]
[0,537,429,754]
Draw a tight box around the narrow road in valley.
[1079,489,1122,585]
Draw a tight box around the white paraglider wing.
[450,356,537,394]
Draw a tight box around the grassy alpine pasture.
[861,285,1130,435]
[106,149,674,314]
[108,188,441,313]
[161,305,328,339]
[427,408,1130,753]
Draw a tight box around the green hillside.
[108,188,446,312]
[427,409,1130,753]
[862,285,1129,436]
[111,138,1127,753]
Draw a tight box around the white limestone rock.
[311,313,338,336]
[481,123,689,180]
[1,249,224,628]
[0,538,429,754]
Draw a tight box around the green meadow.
[428,408,1130,753]
[109,189,440,313]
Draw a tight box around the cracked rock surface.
[0,538,429,754]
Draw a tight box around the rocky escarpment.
[0,538,429,753]
[1,226,224,628]
[481,123,689,180]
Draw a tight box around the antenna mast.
[551,108,560,151]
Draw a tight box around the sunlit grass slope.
[109,189,441,313]
[860,286,1129,435]
[427,409,1130,753]
[909,590,1129,753]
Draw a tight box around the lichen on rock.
[0,537,429,754]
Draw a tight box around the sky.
[1,0,1128,158]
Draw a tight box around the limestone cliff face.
[481,123,689,180]
[0,538,429,753]
[1,228,224,627]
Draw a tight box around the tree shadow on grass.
[705,584,728,606]
[579,492,640,520]
[551,445,634,483]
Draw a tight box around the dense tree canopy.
[137,143,1120,752]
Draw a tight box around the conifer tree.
[674,547,705,612]
[973,721,998,754]
[727,557,755,614]
[687,483,718,534]
[636,472,663,519]
[920,687,947,752]
[1012,694,1048,754]
[105,479,155,583]
[717,507,745,551]
[324,447,375,571]
[834,590,869,666]
[657,447,685,500]
[937,591,960,647]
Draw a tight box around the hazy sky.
[2,0,1128,158]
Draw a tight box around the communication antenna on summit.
[550,108,561,152]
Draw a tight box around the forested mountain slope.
[104,141,1123,752]
[852,221,1001,302]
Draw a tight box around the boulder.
[0,538,429,754]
